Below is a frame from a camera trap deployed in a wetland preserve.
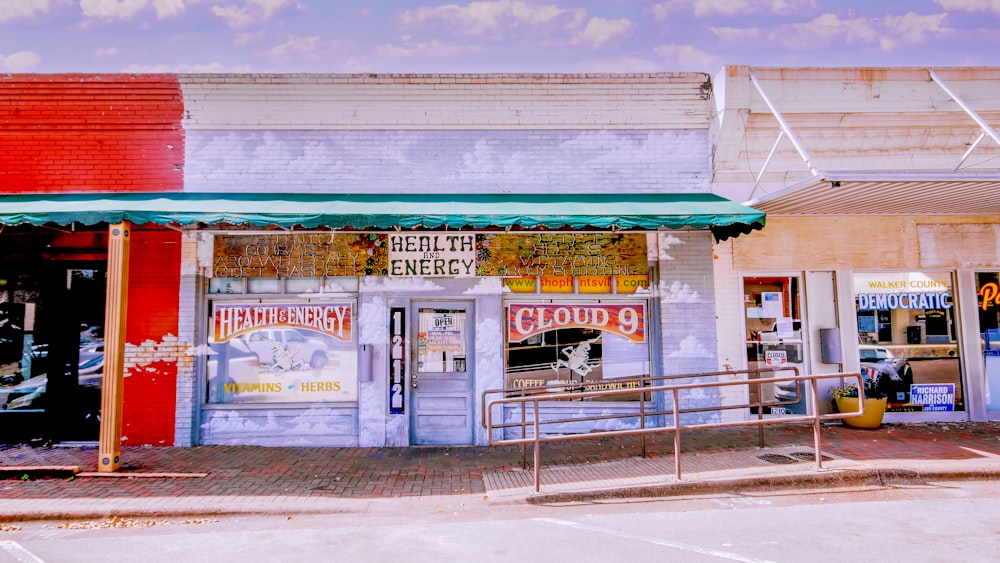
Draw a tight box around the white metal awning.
[745,170,1000,215]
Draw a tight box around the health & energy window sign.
[207,302,358,404]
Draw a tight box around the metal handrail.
[484,371,866,493]
[482,367,802,429]
[482,368,805,466]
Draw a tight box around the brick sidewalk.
[1,422,999,510]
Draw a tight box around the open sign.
[432,315,454,329]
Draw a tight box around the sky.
[0,0,997,74]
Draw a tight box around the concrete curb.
[525,466,1000,505]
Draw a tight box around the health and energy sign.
[213,302,353,342]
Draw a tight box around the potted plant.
[830,370,887,429]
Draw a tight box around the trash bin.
[907,325,921,344]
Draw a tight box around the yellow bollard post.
[98,222,130,473]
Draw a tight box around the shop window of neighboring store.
[742,276,805,414]
[205,276,359,405]
[1,269,105,418]
[854,271,963,413]
[504,301,651,401]
[976,272,1000,411]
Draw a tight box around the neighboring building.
[0,73,763,448]
[711,66,1000,422]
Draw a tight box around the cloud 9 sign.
[508,302,646,343]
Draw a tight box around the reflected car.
[79,341,104,364]
[859,345,912,382]
[206,340,265,402]
[239,329,329,372]
[78,353,104,376]
[1,370,102,411]
[860,344,913,402]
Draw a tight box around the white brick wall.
[178,73,711,130]
[173,232,201,447]
[712,238,751,422]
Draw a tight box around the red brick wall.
[0,74,183,194]
[122,228,181,446]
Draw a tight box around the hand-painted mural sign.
[208,302,357,404]
[212,232,648,282]
[213,233,387,278]
[477,233,647,277]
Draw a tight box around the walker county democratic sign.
[213,233,648,278]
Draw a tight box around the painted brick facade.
[0,74,184,193]
[183,129,708,194]
[122,229,182,446]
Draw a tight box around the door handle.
[412,375,418,389]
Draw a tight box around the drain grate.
[758,453,798,465]
[788,451,832,462]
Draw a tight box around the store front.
[975,273,1000,414]
[854,271,963,414]
[0,226,108,444]
[190,226,736,447]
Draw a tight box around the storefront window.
[504,301,650,400]
[976,272,1000,411]
[743,276,804,413]
[416,308,468,374]
[206,301,357,404]
[854,271,963,412]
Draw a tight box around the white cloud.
[666,335,711,358]
[935,0,1000,13]
[649,0,816,19]
[2,51,43,71]
[211,4,253,28]
[377,39,480,61]
[583,55,660,72]
[776,13,878,47]
[95,46,118,57]
[80,0,148,20]
[152,0,185,18]
[399,0,587,40]
[882,12,951,46]
[0,0,63,22]
[574,17,634,48]
[267,35,321,56]
[122,61,252,72]
[233,29,266,46]
[709,26,762,42]
[210,0,301,29]
[653,43,719,70]
[714,12,878,50]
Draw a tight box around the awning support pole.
[927,69,1000,170]
[98,222,130,473]
[748,70,820,178]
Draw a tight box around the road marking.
[533,518,774,563]
[0,541,46,563]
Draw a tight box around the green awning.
[0,192,764,240]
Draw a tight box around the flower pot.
[834,396,887,429]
